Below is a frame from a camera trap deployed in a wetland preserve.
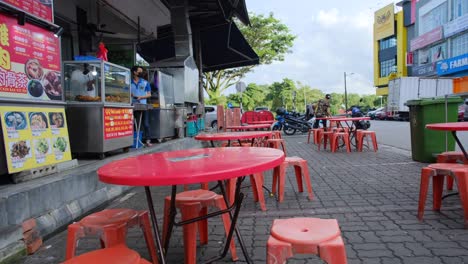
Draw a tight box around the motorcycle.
[349,106,371,130]
[272,108,313,135]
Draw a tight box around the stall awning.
[200,22,259,72]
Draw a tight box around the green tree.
[203,13,296,103]
[265,78,296,111]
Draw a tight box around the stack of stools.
[267,218,347,264]
[356,130,378,152]
[417,163,468,226]
[272,156,313,202]
[162,189,238,264]
[331,131,351,153]
[62,244,153,264]
[437,151,468,190]
[65,209,158,264]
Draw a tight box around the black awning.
[200,22,259,72]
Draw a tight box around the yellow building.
[373,4,408,96]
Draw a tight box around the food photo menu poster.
[0,105,71,173]
[0,0,53,23]
[0,14,62,101]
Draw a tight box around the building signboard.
[437,53,468,76]
[412,63,437,76]
[410,26,443,51]
[444,13,468,38]
[0,0,53,23]
[374,4,395,40]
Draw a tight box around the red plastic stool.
[65,209,158,264]
[356,130,378,152]
[331,132,351,153]
[267,138,287,155]
[62,244,152,264]
[162,190,238,264]
[272,131,282,139]
[267,218,347,264]
[317,130,335,151]
[225,173,267,210]
[272,156,313,202]
[417,163,468,226]
[437,151,468,191]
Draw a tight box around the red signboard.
[411,0,419,24]
[103,108,134,140]
[410,26,443,51]
[0,14,61,101]
[1,0,53,23]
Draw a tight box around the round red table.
[98,147,285,264]
[195,131,272,147]
[226,124,271,131]
[426,122,468,160]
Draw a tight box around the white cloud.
[316,8,340,27]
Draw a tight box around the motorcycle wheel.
[272,125,281,131]
[283,126,296,135]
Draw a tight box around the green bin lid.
[406,96,463,106]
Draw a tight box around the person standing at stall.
[313,94,332,129]
[131,66,152,147]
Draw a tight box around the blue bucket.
[132,131,143,148]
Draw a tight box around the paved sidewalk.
[20,134,468,264]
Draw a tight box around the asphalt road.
[370,120,468,152]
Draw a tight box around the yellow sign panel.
[0,106,72,173]
[374,4,395,40]
[376,87,389,96]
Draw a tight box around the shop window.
[379,37,397,51]
[453,0,468,18]
[430,43,447,62]
[419,2,447,35]
[380,58,396,77]
[451,32,468,57]
[419,48,430,64]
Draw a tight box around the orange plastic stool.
[272,131,282,139]
[356,130,378,152]
[225,173,267,210]
[317,130,335,151]
[272,156,313,202]
[267,138,287,155]
[162,190,238,264]
[62,244,152,264]
[331,132,351,153]
[417,163,468,226]
[267,218,347,264]
[65,209,158,264]
[437,151,468,191]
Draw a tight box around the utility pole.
[344,72,348,112]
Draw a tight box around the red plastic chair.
[256,110,274,121]
[317,130,335,151]
[162,190,238,264]
[437,151,468,191]
[65,209,158,264]
[356,130,378,152]
[241,111,256,124]
[62,244,152,264]
[272,156,313,202]
[267,218,347,264]
[417,163,468,226]
[331,132,351,153]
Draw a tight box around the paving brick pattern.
[20,134,468,263]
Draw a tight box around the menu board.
[0,105,71,173]
[0,14,61,101]
[103,108,133,140]
[1,0,53,22]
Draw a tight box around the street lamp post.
[344,72,354,112]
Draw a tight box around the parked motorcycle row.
[272,107,371,136]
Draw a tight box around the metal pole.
[344,72,348,112]
[445,94,448,152]
[304,89,307,112]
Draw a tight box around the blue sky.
[235,0,397,95]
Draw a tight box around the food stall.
[0,1,72,176]
[62,60,133,158]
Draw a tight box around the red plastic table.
[98,147,285,264]
[226,124,272,131]
[426,122,468,160]
[246,120,275,125]
[195,131,272,147]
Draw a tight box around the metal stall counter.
[63,61,133,159]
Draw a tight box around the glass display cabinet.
[62,61,133,157]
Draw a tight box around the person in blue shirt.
[131,66,152,146]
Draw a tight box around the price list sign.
[0,14,62,101]
[1,0,54,22]
[103,108,134,140]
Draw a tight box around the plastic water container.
[186,121,198,137]
[197,118,205,132]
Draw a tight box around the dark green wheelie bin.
[406,97,463,163]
